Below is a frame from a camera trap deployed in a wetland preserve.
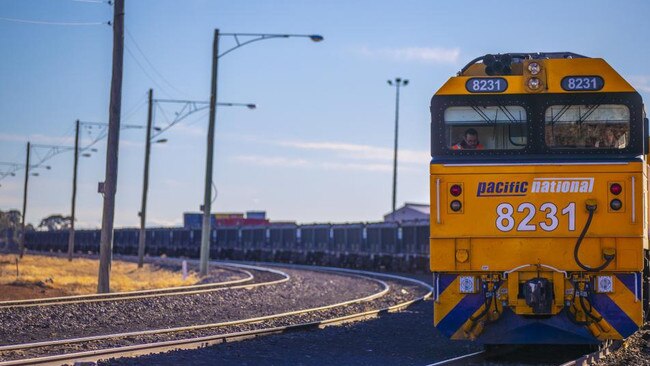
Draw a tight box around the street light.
[136,93,257,269]
[199,29,323,276]
[387,77,408,220]
[18,143,74,257]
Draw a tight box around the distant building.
[383,203,430,223]
[183,211,269,229]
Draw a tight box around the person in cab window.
[595,127,622,148]
[452,128,484,150]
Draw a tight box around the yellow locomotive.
[430,52,648,344]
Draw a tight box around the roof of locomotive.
[434,52,637,96]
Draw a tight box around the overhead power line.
[125,28,186,96]
[125,45,173,98]
[0,16,109,26]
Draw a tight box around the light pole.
[136,94,255,268]
[387,77,408,219]
[199,29,323,276]
[19,142,30,258]
[18,143,69,257]
[65,120,136,261]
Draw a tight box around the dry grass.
[0,254,199,295]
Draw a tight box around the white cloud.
[357,46,460,64]
[627,75,650,93]
[234,154,422,173]
[234,155,310,167]
[274,139,429,165]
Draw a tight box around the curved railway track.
[0,263,265,308]
[0,263,431,366]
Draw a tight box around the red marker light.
[610,183,622,195]
[450,184,462,197]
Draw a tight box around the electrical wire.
[125,28,186,96]
[0,16,108,26]
[125,45,172,98]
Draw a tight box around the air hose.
[573,201,615,272]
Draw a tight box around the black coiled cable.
[574,205,615,272]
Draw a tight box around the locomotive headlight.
[527,62,541,75]
[527,77,541,90]
[450,200,462,212]
[596,276,614,293]
[459,276,478,294]
[610,199,622,211]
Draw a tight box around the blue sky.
[1,0,649,228]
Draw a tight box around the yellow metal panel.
[435,58,636,96]
[455,238,471,271]
[430,238,455,271]
[429,163,645,239]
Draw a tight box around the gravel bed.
[0,268,385,358]
[594,323,650,365]
[99,299,479,366]
[1,276,429,361]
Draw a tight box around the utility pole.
[19,142,30,258]
[68,120,80,261]
[200,29,220,277]
[138,88,153,268]
[387,78,408,219]
[98,0,125,293]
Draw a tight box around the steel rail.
[0,264,254,307]
[0,263,286,308]
[0,267,389,353]
[0,269,429,366]
[425,350,487,366]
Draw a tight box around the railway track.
[0,263,432,365]
[0,263,267,308]
[428,340,622,366]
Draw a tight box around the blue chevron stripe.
[615,273,639,299]
[438,274,458,296]
[591,293,638,338]
[437,293,485,337]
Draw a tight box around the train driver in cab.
[452,128,484,150]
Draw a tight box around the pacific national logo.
[530,177,594,193]
[477,181,528,197]
[477,177,594,197]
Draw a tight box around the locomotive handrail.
[503,263,568,278]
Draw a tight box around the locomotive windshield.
[444,105,527,150]
[544,104,630,149]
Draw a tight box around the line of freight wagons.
[25,221,430,272]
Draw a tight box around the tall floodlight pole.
[199,30,324,277]
[68,120,80,261]
[98,0,125,293]
[387,78,408,219]
[19,142,30,258]
[138,89,154,268]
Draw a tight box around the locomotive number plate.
[465,78,508,93]
[561,76,604,91]
[495,202,576,232]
